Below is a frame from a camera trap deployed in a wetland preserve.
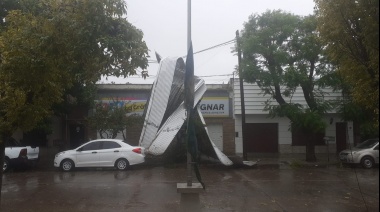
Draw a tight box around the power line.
[147,38,236,63]
[183,39,235,58]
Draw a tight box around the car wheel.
[361,156,374,169]
[61,159,74,172]
[3,159,10,172]
[115,159,129,171]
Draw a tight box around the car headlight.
[55,152,65,157]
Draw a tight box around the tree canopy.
[0,0,149,134]
[315,0,379,131]
[238,10,335,161]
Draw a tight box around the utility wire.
[147,38,236,63]
[183,39,235,58]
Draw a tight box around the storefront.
[95,83,236,155]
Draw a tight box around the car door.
[98,141,123,166]
[75,141,101,167]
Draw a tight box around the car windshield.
[355,139,379,149]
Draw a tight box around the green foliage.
[53,82,98,116]
[0,0,149,136]
[337,97,379,138]
[0,0,21,28]
[315,0,379,129]
[239,10,334,130]
[238,10,337,161]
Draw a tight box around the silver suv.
[339,138,379,168]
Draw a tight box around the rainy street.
[1,164,378,212]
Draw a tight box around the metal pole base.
[177,183,203,212]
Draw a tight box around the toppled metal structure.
[138,57,233,166]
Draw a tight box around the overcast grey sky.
[99,0,316,85]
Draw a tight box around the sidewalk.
[247,153,338,164]
[227,153,340,168]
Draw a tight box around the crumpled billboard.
[138,57,233,166]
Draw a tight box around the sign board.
[199,97,229,117]
[97,98,147,116]
[97,96,230,117]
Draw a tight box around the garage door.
[207,124,223,151]
[245,123,278,153]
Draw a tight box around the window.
[81,142,100,151]
[102,141,121,149]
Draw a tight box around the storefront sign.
[97,98,147,115]
[97,96,230,117]
[199,97,229,117]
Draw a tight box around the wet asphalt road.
[1,164,379,212]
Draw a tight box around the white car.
[54,139,145,171]
[339,138,379,168]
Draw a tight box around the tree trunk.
[306,134,317,162]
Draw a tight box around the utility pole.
[186,0,193,187]
[236,30,247,161]
[177,1,203,211]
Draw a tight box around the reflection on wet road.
[1,165,379,211]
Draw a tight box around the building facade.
[231,78,354,155]
[13,80,354,158]
[95,83,236,155]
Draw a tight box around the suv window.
[102,141,121,149]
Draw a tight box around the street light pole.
[186,0,193,187]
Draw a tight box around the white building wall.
[231,78,353,154]
[233,79,343,115]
